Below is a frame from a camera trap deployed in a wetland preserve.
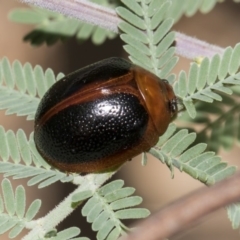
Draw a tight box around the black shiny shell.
[34,58,150,173]
[34,57,177,173]
[36,92,148,164]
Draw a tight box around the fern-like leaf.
[174,44,240,118]
[117,0,178,80]
[149,123,237,185]
[0,57,63,120]
[178,93,240,152]
[9,3,116,46]
[0,127,76,188]
[81,180,150,240]
[0,178,41,238]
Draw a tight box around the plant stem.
[23,172,115,240]
[18,0,121,33]
[17,0,226,60]
[175,32,224,59]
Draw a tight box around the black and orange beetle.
[34,57,177,173]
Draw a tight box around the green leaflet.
[227,204,240,230]
[25,199,41,221]
[0,179,41,238]
[0,127,75,188]
[174,43,240,120]
[118,0,178,79]
[47,227,90,240]
[82,180,150,240]
[149,123,237,185]
[0,57,61,120]
[15,186,25,219]
[72,191,93,203]
[117,7,146,30]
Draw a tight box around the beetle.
[34,57,177,173]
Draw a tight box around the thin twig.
[18,0,121,32]
[17,0,226,59]
[175,32,224,59]
[23,172,115,240]
[120,172,240,240]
